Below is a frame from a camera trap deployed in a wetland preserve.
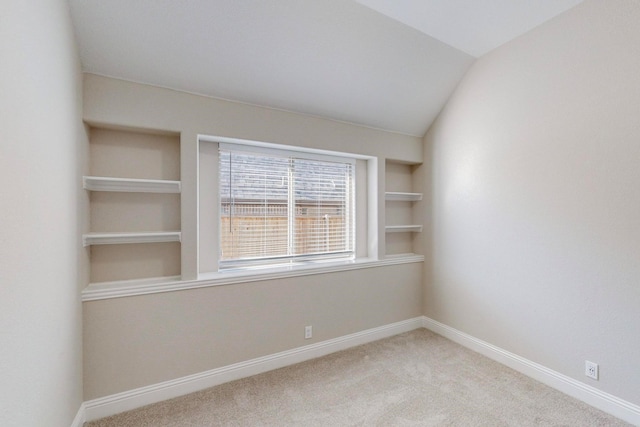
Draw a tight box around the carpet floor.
[86,329,630,426]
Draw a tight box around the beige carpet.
[86,329,630,426]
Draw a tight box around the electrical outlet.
[305,325,312,339]
[585,361,599,380]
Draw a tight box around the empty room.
[2,0,639,426]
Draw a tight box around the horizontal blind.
[219,146,354,269]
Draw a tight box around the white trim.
[367,157,381,259]
[83,317,424,422]
[82,231,181,246]
[82,254,424,301]
[83,176,181,193]
[79,316,639,424]
[421,316,640,426]
[385,192,423,201]
[85,275,183,295]
[200,134,375,161]
[385,225,423,233]
[69,403,85,427]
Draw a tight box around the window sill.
[81,254,424,301]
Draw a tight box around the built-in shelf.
[385,225,423,233]
[83,231,182,247]
[385,192,422,202]
[84,275,183,300]
[81,254,424,301]
[83,176,181,193]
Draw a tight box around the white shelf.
[384,252,422,260]
[83,231,182,247]
[385,192,422,202]
[385,225,423,233]
[83,275,183,300]
[83,176,181,193]
[81,255,425,301]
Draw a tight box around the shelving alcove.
[84,127,182,288]
[384,161,423,258]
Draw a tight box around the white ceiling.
[69,0,583,137]
[355,0,584,57]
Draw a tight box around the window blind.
[219,145,354,270]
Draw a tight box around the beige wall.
[82,75,424,399]
[0,1,86,426]
[83,74,422,163]
[84,263,422,399]
[423,0,640,406]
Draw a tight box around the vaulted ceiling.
[69,0,583,137]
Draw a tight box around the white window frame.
[198,135,380,277]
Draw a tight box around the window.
[218,143,355,270]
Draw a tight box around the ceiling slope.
[355,0,584,57]
[70,0,474,136]
[70,1,584,136]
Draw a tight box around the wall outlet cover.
[585,360,599,380]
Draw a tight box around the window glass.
[219,146,354,270]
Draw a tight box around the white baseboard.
[421,316,640,426]
[70,403,85,427]
[80,316,640,426]
[83,317,423,422]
